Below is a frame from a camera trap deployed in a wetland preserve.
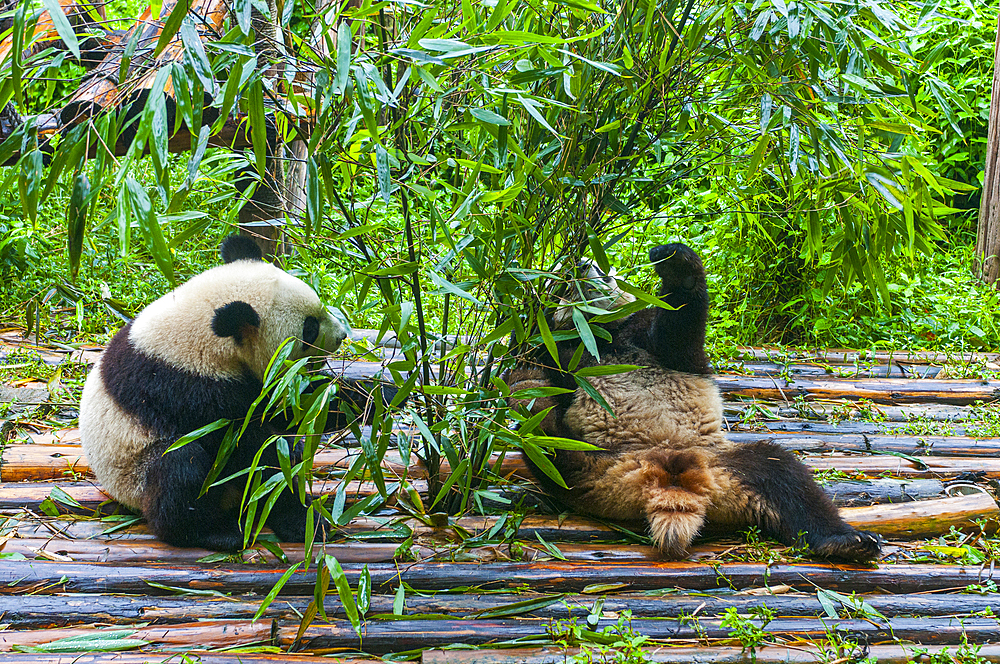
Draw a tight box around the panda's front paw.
[811,529,883,562]
[649,243,705,293]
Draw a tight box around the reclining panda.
[80,235,348,551]
[510,244,882,561]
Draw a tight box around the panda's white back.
[79,358,153,509]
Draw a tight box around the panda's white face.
[551,259,636,328]
[129,259,347,380]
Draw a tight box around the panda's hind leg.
[713,442,882,562]
[142,441,246,551]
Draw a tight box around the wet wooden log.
[0,656,361,664]
[838,492,998,537]
[0,620,273,651]
[3,591,999,628]
[731,402,975,423]
[0,559,996,595]
[715,375,1000,405]
[0,479,429,514]
[5,490,984,547]
[284,615,1000,652]
[803,455,1000,478]
[733,347,1000,366]
[728,362,944,378]
[423,644,1000,664]
[819,478,944,506]
[10,440,1000,482]
[0,537,408,564]
[728,430,1000,457]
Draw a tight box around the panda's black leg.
[647,243,711,375]
[249,437,326,543]
[715,442,882,562]
[142,442,246,551]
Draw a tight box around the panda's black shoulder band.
[212,301,260,344]
[220,235,264,263]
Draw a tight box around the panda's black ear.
[212,301,260,345]
[220,235,264,264]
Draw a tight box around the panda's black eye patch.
[302,316,320,346]
[212,301,260,345]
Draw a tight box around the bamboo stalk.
[733,347,1000,365]
[0,479,430,514]
[0,559,995,595]
[0,475,945,522]
[11,441,1000,483]
[728,431,1000,457]
[0,620,273,651]
[0,538,408,564]
[423,644,1000,664]
[731,402,974,423]
[838,492,998,537]
[0,656,362,664]
[6,490,985,547]
[715,375,1000,405]
[2,591,997,628]
[282,615,1000,653]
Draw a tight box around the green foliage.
[721,605,775,662]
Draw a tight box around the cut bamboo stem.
[0,620,273,651]
[0,655,362,664]
[282,615,1000,653]
[5,492,988,548]
[9,442,1000,482]
[2,591,999,628]
[838,492,998,537]
[423,644,1000,664]
[0,559,995,595]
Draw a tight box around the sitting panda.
[80,235,348,551]
[510,243,882,561]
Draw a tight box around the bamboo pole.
[422,645,1000,664]
[715,375,1000,405]
[3,591,998,628]
[6,491,988,547]
[10,441,1000,482]
[0,559,996,595]
[0,538,409,564]
[0,475,946,518]
[283,616,1000,653]
[0,656,363,664]
[732,347,1000,365]
[837,492,998,537]
[0,620,273,651]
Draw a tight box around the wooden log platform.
[4,339,1000,661]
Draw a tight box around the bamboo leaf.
[154,0,191,58]
[521,440,568,489]
[67,172,89,282]
[335,22,352,95]
[327,555,362,636]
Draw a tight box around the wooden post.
[978,12,1000,285]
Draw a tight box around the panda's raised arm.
[646,243,711,375]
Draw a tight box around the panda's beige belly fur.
[524,367,746,555]
[78,356,155,510]
[562,368,731,453]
